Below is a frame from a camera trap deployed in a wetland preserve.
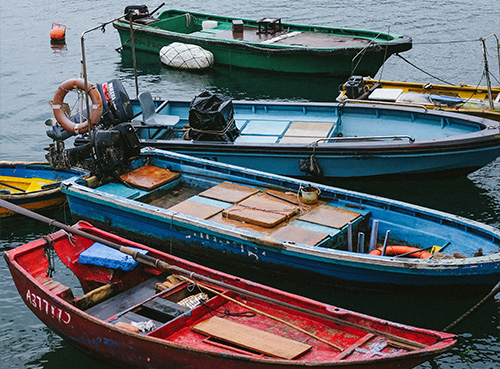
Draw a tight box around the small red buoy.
[50,23,66,44]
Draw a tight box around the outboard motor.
[124,5,159,25]
[98,79,135,128]
[46,123,140,179]
[46,78,134,142]
[344,76,365,99]
[184,91,239,142]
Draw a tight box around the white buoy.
[159,42,214,70]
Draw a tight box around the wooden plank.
[192,316,311,360]
[199,182,260,203]
[222,193,297,228]
[169,199,223,219]
[283,121,334,137]
[223,205,290,228]
[120,165,180,191]
[271,224,329,246]
[299,205,361,229]
[337,333,375,360]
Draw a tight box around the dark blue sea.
[0,1,499,368]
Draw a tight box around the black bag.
[186,91,239,142]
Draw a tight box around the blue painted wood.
[62,149,500,292]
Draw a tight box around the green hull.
[114,9,412,76]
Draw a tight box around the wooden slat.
[272,224,329,246]
[169,200,223,219]
[222,193,297,228]
[199,182,260,203]
[299,205,361,229]
[192,316,312,360]
[337,333,375,360]
[283,121,334,137]
[120,165,180,191]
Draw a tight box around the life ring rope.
[52,78,103,134]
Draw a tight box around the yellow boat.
[337,76,500,121]
[0,162,86,217]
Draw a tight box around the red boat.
[4,221,456,369]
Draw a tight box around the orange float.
[52,78,103,134]
[50,23,66,44]
[369,245,432,259]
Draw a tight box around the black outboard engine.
[46,123,140,179]
[98,79,135,128]
[124,5,160,25]
[46,79,134,142]
[185,91,239,142]
[344,76,365,99]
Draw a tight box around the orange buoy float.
[52,78,103,134]
[50,23,66,44]
[369,245,432,259]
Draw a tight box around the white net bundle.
[160,42,214,70]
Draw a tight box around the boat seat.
[139,91,180,126]
[192,316,311,359]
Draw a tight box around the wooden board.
[222,192,297,228]
[283,121,334,137]
[199,182,260,203]
[192,316,312,360]
[271,224,329,246]
[299,205,361,229]
[120,165,180,191]
[169,200,223,219]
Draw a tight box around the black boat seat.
[139,91,179,126]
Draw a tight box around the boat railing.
[317,135,415,144]
[342,99,428,112]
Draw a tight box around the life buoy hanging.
[369,245,432,259]
[52,78,103,134]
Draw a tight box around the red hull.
[5,221,456,369]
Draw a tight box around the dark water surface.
[1,1,499,368]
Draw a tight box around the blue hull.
[62,149,500,292]
[131,99,500,178]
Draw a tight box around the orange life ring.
[52,78,103,134]
[369,246,432,259]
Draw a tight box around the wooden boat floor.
[214,26,371,47]
[300,205,361,229]
[199,182,260,203]
[192,316,312,360]
[85,274,166,320]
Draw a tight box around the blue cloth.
[78,242,148,271]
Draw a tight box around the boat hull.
[0,162,86,217]
[61,149,500,293]
[4,223,456,369]
[113,9,411,76]
[130,100,500,179]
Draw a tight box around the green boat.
[113,6,412,76]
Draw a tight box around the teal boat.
[113,6,412,76]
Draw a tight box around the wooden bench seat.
[192,316,312,360]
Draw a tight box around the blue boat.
[49,81,500,178]
[59,132,500,293]
[130,93,500,178]
[0,162,86,217]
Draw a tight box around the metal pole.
[80,15,127,140]
[128,12,139,97]
[480,37,494,110]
